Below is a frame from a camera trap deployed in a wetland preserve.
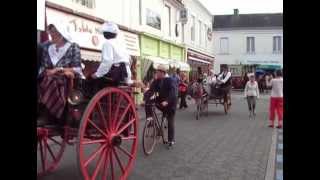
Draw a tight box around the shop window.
[246,37,255,54]
[273,36,282,53]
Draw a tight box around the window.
[198,20,202,45]
[191,15,195,42]
[72,0,95,8]
[146,9,161,30]
[220,37,229,54]
[246,37,255,53]
[273,36,282,53]
[204,24,207,48]
[164,5,171,37]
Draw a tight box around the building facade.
[212,10,283,77]
[182,0,215,81]
[38,0,215,103]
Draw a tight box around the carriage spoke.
[108,94,112,131]
[116,146,133,159]
[91,147,106,180]
[113,95,123,129]
[88,119,108,138]
[96,102,109,133]
[84,144,106,168]
[122,136,136,141]
[112,148,125,174]
[117,118,135,135]
[44,140,57,162]
[39,140,46,172]
[115,104,131,131]
[101,148,110,180]
[110,149,115,180]
[48,137,63,147]
[81,139,106,145]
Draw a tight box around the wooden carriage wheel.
[77,87,138,180]
[37,127,67,177]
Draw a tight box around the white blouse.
[244,81,260,98]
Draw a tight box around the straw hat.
[155,64,168,72]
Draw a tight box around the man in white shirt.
[216,65,232,106]
[88,22,132,94]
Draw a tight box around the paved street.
[39,92,280,180]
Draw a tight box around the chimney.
[234,9,239,15]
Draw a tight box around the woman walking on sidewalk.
[268,70,283,128]
[244,73,260,118]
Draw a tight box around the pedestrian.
[244,73,260,117]
[179,72,188,109]
[243,72,249,89]
[144,64,178,147]
[267,69,283,128]
[258,75,264,94]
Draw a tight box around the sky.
[197,0,283,15]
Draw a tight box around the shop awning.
[188,56,212,64]
[145,56,170,69]
[257,65,282,70]
[80,49,101,62]
[177,61,191,71]
[169,60,191,71]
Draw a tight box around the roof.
[213,13,282,29]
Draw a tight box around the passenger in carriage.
[38,22,84,125]
[87,22,132,95]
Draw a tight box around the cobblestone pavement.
[39,92,276,180]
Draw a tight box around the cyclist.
[144,64,178,147]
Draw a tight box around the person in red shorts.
[267,70,283,128]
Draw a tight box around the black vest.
[220,72,232,87]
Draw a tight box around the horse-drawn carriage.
[37,65,139,179]
[188,80,231,120]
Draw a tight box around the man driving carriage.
[216,64,232,106]
[86,21,133,95]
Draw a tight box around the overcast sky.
[197,0,283,15]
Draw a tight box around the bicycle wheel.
[142,118,156,155]
[160,116,168,144]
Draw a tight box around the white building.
[212,9,283,76]
[182,0,215,80]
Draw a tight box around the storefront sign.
[46,7,140,56]
[246,60,281,65]
[37,0,45,31]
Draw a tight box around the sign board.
[37,0,45,31]
[246,60,281,65]
[179,8,188,24]
[46,7,140,56]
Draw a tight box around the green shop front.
[135,34,189,104]
[139,34,189,82]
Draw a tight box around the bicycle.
[142,102,169,155]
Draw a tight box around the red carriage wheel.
[77,87,138,180]
[37,127,67,177]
